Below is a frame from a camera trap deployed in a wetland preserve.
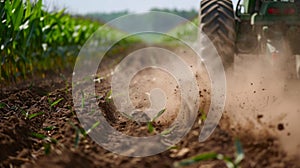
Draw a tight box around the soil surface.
[1,47,300,168]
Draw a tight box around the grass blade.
[81,90,85,108]
[43,143,51,155]
[50,98,64,108]
[152,108,166,122]
[74,128,80,148]
[30,132,47,139]
[174,153,218,167]
[234,139,244,165]
[28,111,44,120]
[85,121,100,135]
[147,122,154,133]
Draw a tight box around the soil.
[1,47,300,168]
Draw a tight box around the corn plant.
[0,0,140,83]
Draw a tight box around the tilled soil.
[0,73,298,168]
[1,50,300,167]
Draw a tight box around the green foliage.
[151,108,166,122]
[84,121,100,135]
[163,18,199,44]
[0,0,99,82]
[30,132,57,154]
[27,111,44,120]
[147,109,166,133]
[69,121,100,148]
[49,98,64,109]
[105,89,112,103]
[0,102,6,109]
[151,8,198,21]
[86,11,129,22]
[85,8,197,23]
[147,122,154,133]
[174,139,245,168]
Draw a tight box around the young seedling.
[69,121,100,148]
[160,125,177,136]
[174,139,244,168]
[105,89,112,103]
[49,98,64,110]
[81,90,85,108]
[0,102,6,109]
[147,109,166,133]
[59,73,69,91]
[198,109,207,125]
[30,132,57,155]
[27,111,44,120]
[84,121,100,136]
[43,126,56,131]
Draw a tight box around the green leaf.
[152,108,166,122]
[43,126,56,131]
[12,0,24,31]
[32,0,42,18]
[28,111,44,120]
[81,90,85,108]
[85,121,100,135]
[25,0,32,19]
[234,139,244,165]
[174,153,218,167]
[200,109,207,121]
[31,132,47,139]
[43,143,51,155]
[105,89,112,103]
[50,98,64,108]
[161,125,176,136]
[147,122,154,133]
[74,128,80,148]
[4,0,12,16]
[0,102,6,109]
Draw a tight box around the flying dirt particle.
[190,65,193,68]
[287,132,291,136]
[277,123,285,131]
[251,83,254,86]
[254,91,256,93]
[203,89,207,92]
[257,114,264,119]
[262,88,266,91]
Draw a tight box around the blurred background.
[44,0,201,23]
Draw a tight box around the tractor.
[199,0,300,78]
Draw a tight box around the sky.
[43,0,239,14]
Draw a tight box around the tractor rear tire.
[199,0,236,69]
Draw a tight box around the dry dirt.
[0,46,300,168]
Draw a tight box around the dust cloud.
[224,55,300,159]
[123,44,300,159]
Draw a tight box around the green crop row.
[0,0,140,83]
[0,0,100,82]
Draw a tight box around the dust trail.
[224,55,300,159]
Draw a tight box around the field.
[1,0,300,168]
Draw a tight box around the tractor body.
[236,0,300,53]
[199,0,300,77]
